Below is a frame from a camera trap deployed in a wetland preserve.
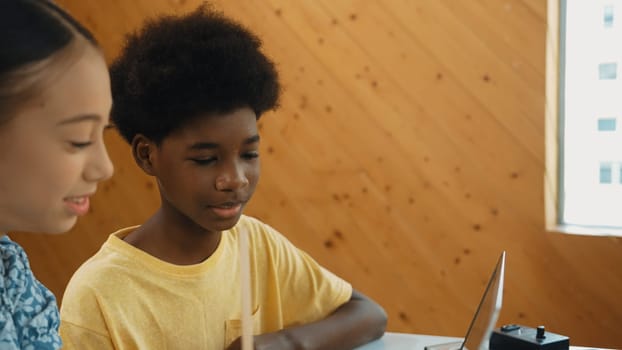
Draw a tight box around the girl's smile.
[63,194,93,216]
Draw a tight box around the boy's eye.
[243,152,259,160]
[191,157,216,165]
[70,141,93,149]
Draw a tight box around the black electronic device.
[489,324,569,350]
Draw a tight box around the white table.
[355,333,460,350]
[355,332,612,350]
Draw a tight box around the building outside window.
[550,0,622,235]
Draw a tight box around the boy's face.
[151,107,260,232]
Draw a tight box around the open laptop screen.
[460,251,506,350]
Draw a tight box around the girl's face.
[149,107,260,233]
[0,45,114,234]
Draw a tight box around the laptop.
[424,251,506,350]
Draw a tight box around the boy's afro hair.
[110,4,280,144]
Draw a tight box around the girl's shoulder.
[0,236,62,349]
[0,235,31,295]
[0,235,55,309]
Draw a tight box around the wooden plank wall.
[11,1,622,348]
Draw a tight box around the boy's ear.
[131,134,157,176]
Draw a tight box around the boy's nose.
[215,165,249,191]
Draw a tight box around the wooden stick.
[238,227,253,350]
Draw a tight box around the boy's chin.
[202,215,243,232]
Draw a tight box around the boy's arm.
[59,321,116,350]
[228,289,387,350]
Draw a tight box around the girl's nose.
[84,141,114,182]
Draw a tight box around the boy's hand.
[227,289,387,350]
[226,332,297,350]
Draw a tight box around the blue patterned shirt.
[0,235,62,349]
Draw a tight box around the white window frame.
[546,0,622,236]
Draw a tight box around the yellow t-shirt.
[60,215,351,349]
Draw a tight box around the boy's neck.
[123,209,222,265]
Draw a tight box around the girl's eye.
[70,141,93,149]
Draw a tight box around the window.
[546,0,622,236]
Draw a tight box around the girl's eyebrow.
[56,114,102,126]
